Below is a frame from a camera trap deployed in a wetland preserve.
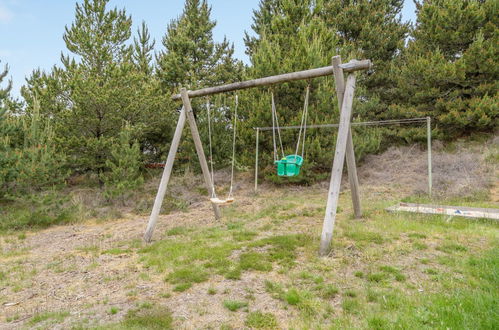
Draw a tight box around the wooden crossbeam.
[171,60,371,100]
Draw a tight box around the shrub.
[100,124,144,202]
[0,102,67,198]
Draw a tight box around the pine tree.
[0,61,12,110]
[320,0,409,118]
[21,0,165,173]
[241,0,345,183]
[0,62,15,194]
[101,124,144,203]
[133,21,155,76]
[1,98,67,197]
[156,0,243,91]
[62,0,132,72]
[391,0,498,138]
[241,0,395,182]
[155,0,243,169]
[244,0,315,58]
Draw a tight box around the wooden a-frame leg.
[180,88,222,220]
[319,74,357,256]
[144,106,187,242]
[332,56,362,218]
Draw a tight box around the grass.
[437,242,468,253]
[121,307,173,329]
[134,187,497,327]
[109,307,119,315]
[166,226,189,236]
[316,284,339,299]
[0,191,81,233]
[2,172,498,329]
[223,300,248,311]
[245,311,278,328]
[239,252,272,271]
[284,288,301,305]
[29,311,70,326]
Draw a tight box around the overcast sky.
[0,0,417,99]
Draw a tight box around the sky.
[0,0,417,99]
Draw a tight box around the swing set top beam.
[171,59,372,100]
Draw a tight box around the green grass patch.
[166,266,208,288]
[0,191,81,232]
[239,252,272,271]
[173,283,192,292]
[225,267,242,280]
[316,284,339,299]
[232,230,258,242]
[408,232,427,239]
[367,272,387,283]
[345,230,385,245]
[284,288,301,305]
[342,298,361,314]
[250,234,311,267]
[29,311,70,326]
[413,241,428,250]
[245,311,278,329]
[223,300,248,311]
[437,243,468,253]
[226,221,244,230]
[120,306,173,329]
[354,271,364,278]
[109,307,119,315]
[166,226,189,236]
[102,248,130,255]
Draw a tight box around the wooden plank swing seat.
[210,197,235,205]
[143,56,372,257]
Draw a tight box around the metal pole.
[427,116,432,197]
[255,128,259,193]
[254,117,428,131]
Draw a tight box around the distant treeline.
[1,0,497,197]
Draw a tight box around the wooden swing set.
[143,55,371,256]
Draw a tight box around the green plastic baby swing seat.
[275,154,303,177]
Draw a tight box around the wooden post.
[332,56,362,218]
[180,88,221,219]
[319,74,357,256]
[427,116,432,197]
[144,107,187,242]
[255,128,259,193]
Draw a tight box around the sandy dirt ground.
[1,140,496,329]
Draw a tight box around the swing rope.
[295,84,310,158]
[206,94,238,202]
[271,86,310,162]
[271,91,285,161]
[206,97,216,198]
[228,95,238,198]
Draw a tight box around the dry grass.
[0,139,497,329]
[360,137,497,199]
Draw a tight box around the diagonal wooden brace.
[180,88,222,220]
[332,56,362,219]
